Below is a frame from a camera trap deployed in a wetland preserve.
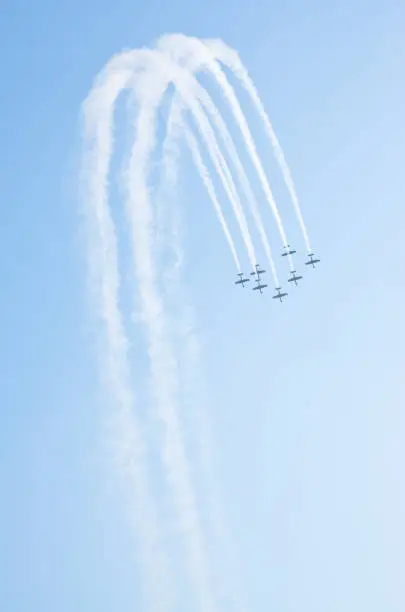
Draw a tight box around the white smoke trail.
[185,128,241,270]
[124,62,218,610]
[165,89,279,285]
[81,65,174,612]
[157,34,290,260]
[121,48,253,608]
[157,60,257,269]
[203,37,312,253]
[174,86,256,268]
[157,83,248,612]
[125,51,251,611]
[192,91,279,283]
[82,35,297,612]
[82,47,223,611]
[156,53,259,272]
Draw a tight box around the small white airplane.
[252,278,268,294]
[288,270,303,286]
[281,244,296,257]
[250,264,266,279]
[305,252,320,268]
[272,287,288,302]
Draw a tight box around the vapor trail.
[128,53,251,610]
[124,64,217,610]
[193,91,279,283]
[157,34,290,258]
[157,61,256,268]
[81,65,173,612]
[203,38,312,253]
[177,90,256,268]
[159,61,257,267]
[82,35,296,612]
[82,47,221,610]
[158,85,243,275]
[165,88,279,285]
[105,47,249,609]
[157,81,248,612]
[185,128,241,270]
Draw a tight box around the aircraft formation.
[234,246,320,302]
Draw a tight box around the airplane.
[234,272,250,288]
[252,278,268,294]
[272,287,288,302]
[281,244,297,257]
[288,270,303,286]
[250,264,266,278]
[305,252,320,268]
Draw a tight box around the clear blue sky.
[1,1,404,611]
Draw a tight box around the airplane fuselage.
[305,253,320,267]
[251,269,265,277]
[235,273,250,287]
[288,275,303,286]
[282,245,296,257]
[273,287,288,301]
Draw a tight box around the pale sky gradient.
[1,1,404,611]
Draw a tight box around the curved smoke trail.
[86,48,244,611]
[158,102,248,612]
[203,37,312,253]
[165,89,279,285]
[157,34,290,257]
[125,91,215,612]
[82,33,304,612]
[81,61,174,612]
[186,128,241,270]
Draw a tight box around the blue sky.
[1,1,405,611]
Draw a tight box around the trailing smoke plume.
[81,33,311,612]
